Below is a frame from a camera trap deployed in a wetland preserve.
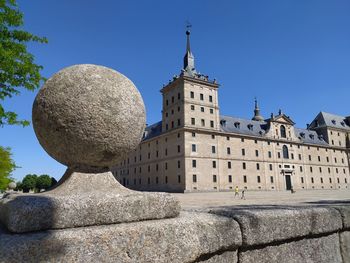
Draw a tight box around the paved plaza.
[173,189,350,210]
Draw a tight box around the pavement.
[172,189,350,210]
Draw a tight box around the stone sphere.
[32,64,146,169]
[8,182,16,190]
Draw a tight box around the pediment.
[272,114,295,125]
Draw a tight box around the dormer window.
[331,119,336,125]
[247,124,253,131]
[234,122,240,129]
[309,134,314,140]
[220,120,226,127]
[280,125,286,138]
[341,121,345,127]
[300,132,305,138]
[318,135,323,140]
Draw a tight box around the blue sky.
[2,0,350,181]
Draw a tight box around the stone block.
[340,231,350,262]
[198,251,238,263]
[0,212,242,263]
[210,205,342,246]
[239,233,342,263]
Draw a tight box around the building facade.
[112,31,350,192]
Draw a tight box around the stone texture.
[0,171,180,233]
[210,205,342,246]
[32,64,145,169]
[198,251,238,263]
[0,212,242,263]
[340,231,350,262]
[239,233,342,263]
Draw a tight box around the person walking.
[234,186,239,198]
[241,189,246,200]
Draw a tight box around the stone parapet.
[1,203,349,263]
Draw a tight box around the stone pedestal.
[0,170,180,233]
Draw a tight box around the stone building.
[112,31,350,192]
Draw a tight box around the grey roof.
[142,121,162,141]
[220,115,267,137]
[294,128,328,146]
[310,112,350,130]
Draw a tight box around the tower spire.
[182,25,196,76]
[252,97,264,121]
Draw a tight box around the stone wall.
[1,202,349,263]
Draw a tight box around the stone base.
[0,170,180,233]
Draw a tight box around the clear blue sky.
[1,0,350,181]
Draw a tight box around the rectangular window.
[177,160,180,168]
[191,118,195,125]
[310,166,313,173]
[200,107,204,112]
[191,105,195,111]
[156,177,159,184]
[291,153,294,160]
[241,138,245,142]
[165,162,168,170]
[192,144,196,152]
[243,162,246,170]
[242,149,245,156]
[256,163,260,170]
[177,145,180,153]
[201,119,205,126]
[320,177,323,184]
[329,178,332,183]
[156,164,158,171]
[319,167,322,173]
[213,174,217,183]
[228,161,231,169]
[299,154,302,160]
[227,147,231,154]
[210,109,214,114]
[192,160,196,168]
[318,156,321,162]
[270,176,274,183]
[311,177,314,183]
[212,161,216,168]
[193,174,197,183]
[178,93,180,100]
[300,166,303,172]
[278,152,281,158]
[200,93,204,100]
[309,155,311,161]
[243,175,247,183]
[255,150,259,157]
[177,119,181,126]
[190,91,194,98]
[178,175,181,183]
[209,95,213,102]
[228,175,232,183]
[301,177,304,184]
[268,151,272,158]
[257,176,261,183]
[212,146,216,153]
[269,164,273,171]
[192,132,196,137]
[210,120,214,128]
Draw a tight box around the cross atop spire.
[183,25,196,77]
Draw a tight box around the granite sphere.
[32,64,146,169]
[8,182,16,190]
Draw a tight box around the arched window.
[283,145,289,159]
[280,125,286,138]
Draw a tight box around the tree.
[0,146,15,191]
[21,173,37,192]
[0,0,47,126]
[36,174,51,191]
[51,177,57,187]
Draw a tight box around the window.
[212,146,216,153]
[211,134,215,139]
[212,161,216,168]
[299,154,302,160]
[300,166,303,172]
[165,148,168,156]
[148,177,151,184]
[192,132,196,137]
[242,162,246,169]
[268,151,272,158]
[291,153,294,160]
[301,177,304,184]
[243,175,247,183]
[148,165,150,172]
[318,156,321,162]
[177,145,180,153]
[282,145,289,159]
[270,176,274,183]
[319,167,322,173]
[320,178,323,184]
[156,177,159,184]
[178,175,181,183]
[200,93,204,100]
[328,167,331,173]
[190,91,194,98]
[329,178,332,183]
[257,176,261,183]
[280,125,287,138]
[309,155,311,161]
[310,166,313,173]
[165,176,168,184]
[210,121,214,128]
[256,163,260,170]
[192,160,196,168]
[192,144,196,152]
[242,149,245,156]
[171,121,174,128]
[278,152,281,158]
[191,118,195,125]
[269,164,273,171]
[213,175,217,183]
[201,119,205,126]
[191,105,195,111]
[241,138,244,142]
[193,174,197,183]
[255,150,259,157]
[200,107,204,112]
[228,161,232,169]
[178,93,180,100]
[177,119,181,126]
[165,162,168,170]
[210,109,214,114]
[227,147,231,155]
[311,177,314,184]
[171,96,174,103]
[335,157,337,163]
[177,160,181,168]
[166,100,168,106]
[228,175,232,183]
[209,95,213,102]
[156,164,158,171]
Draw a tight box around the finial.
[254,97,259,109]
[278,109,282,115]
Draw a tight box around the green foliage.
[51,177,57,187]
[0,0,47,126]
[14,180,22,191]
[36,174,51,190]
[21,173,37,192]
[0,146,15,190]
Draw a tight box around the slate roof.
[142,115,329,146]
[310,112,350,130]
